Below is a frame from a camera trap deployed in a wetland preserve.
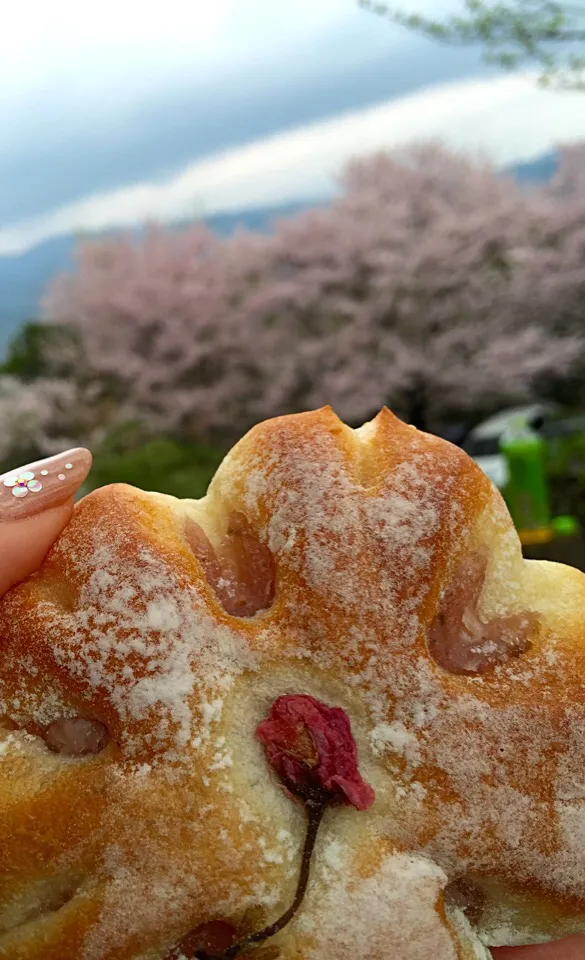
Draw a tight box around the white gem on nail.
[65,463,73,469]
[40,470,48,476]
[4,471,43,497]
[58,474,66,481]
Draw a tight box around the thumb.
[492,937,585,959]
[0,449,92,596]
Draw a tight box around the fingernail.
[0,448,92,521]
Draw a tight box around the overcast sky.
[2,0,585,255]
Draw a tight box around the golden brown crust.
[1,407,585,959]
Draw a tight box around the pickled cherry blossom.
[192,696,373,960]
[256,694,375,810]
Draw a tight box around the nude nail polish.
[0,449,92,521]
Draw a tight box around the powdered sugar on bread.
[1,406,585,960]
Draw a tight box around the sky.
[2,0,585,256]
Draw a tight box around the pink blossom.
[40,143,585,441]
[256,694,375,810]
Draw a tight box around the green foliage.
[547,427,585,478]
[0,322,79,382]
[359,0,585,89]
[546,424,585,524]
[85,424,226,500]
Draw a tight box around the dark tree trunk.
[405,380,429,433]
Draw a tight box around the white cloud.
[1,72,583,256]
[0,0,353,103]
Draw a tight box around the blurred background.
[2,0,585,565]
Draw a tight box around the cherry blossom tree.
[43,225,282,443]
[247,144,584,431]
[520,142,585,341]
[0,376,77,470]
[42,143,585,441]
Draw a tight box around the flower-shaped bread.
[1,407,585,960]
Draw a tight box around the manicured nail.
[0,448,92,521]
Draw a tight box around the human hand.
[493,938,585,959]
[0,448,92,595]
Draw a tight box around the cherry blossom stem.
[196,799,326,960]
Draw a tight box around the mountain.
[509,151,558,184]
[0,153,560,357]
[0,237,77,352]
[0,201,312,356]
